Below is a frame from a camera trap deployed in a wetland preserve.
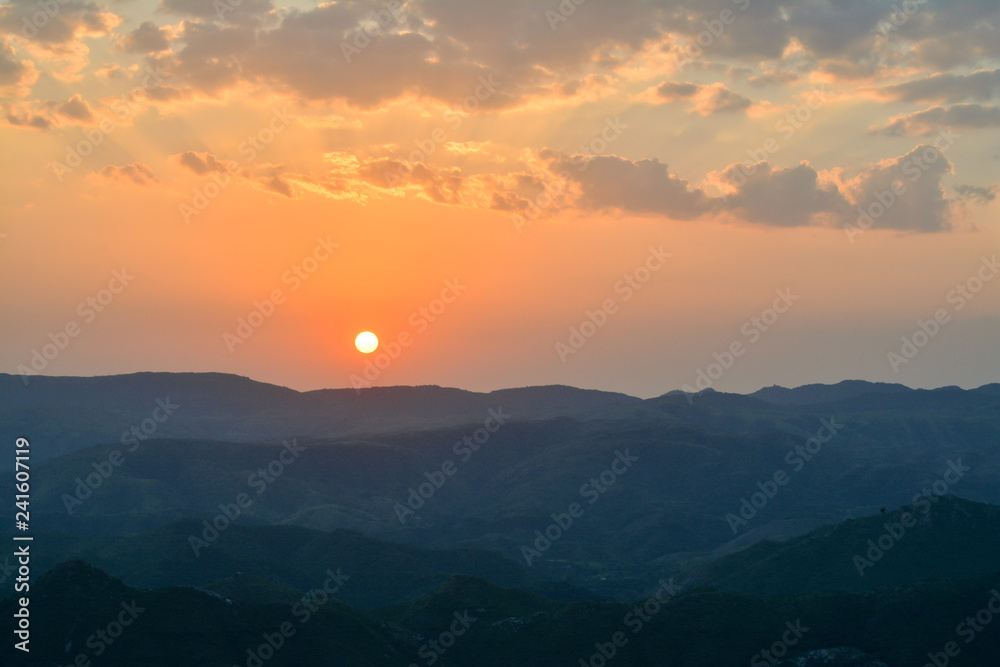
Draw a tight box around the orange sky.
[1,0,998,397]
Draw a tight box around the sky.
[0,0,998,399]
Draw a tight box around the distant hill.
[0,371,640,464]
[686,496,1000,596]
[749,380,914,405]
[4,373,1000,600]
[17,520,576,609]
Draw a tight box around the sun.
[355,331,379,354]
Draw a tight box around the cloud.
[177,151,233,175]
[876,69,1000,103]
[90,2,995,113]
[0,0,121,48]
[55,94,94,121]
[954,184,997,205]
[720,161,850,227]
[845,144,956,233]
[0,38,37,96]
[275,141,968,235]
[358,158,466,205]
[6,112,51,129]
[656,81,699,100]
[97,162,156,185]
[159,0,275,26]
[545,152,712,220]
[872,104,1000,136]
[0,39,28,85]
[747,69,799,87]
[695,84,752,115]
[262,175,292,197]
[120,21,171,53]
[654,81,753,115]
[903,3,1000,69]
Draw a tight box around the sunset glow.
[0,0,997,396]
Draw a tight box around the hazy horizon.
[5,368,999,401]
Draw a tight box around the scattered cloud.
[876,69,1000,103]
[177,151,233,175]
[872,104,1000,136]
[97,162,156,185]
[954,184,997,205]
[720,161,849,227]
[654,81,753,115]
[120,21,171,53]
[55,94,94,122]
[843,144,956,233]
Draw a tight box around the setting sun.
[355,331,379,354]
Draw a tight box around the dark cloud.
[6,113,50,129]
[120,21,170,53]
[877,69,1000,103]
[954,184,997,205]
[159,0,275,26]
[0,0,118,47]
[699,85,752,114]
[747,69,799,87]
[721,162,849,227]
[872,104,1000,136]
[656,81,699,100]
[0,39,29,86]
[126,1,999,111]
[848,143,956,233]
[56,94,94,121]
[98,163,155,185]
[655,81,753,114]
[263,174,293,197]
[546,153,712,220]
[177,151,231,174]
